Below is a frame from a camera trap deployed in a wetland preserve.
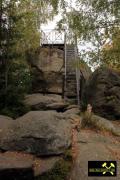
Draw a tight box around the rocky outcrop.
[64,107,80,116]
[82,112,120,136]
[0,151,60,180]
[24,93,69,111]
[82,67,120,120]
[29,47,64,94]
[0,115,13,131]
[28,46,92,103]
[0,152,34,180]
[0,115,13,121]
[0,111,72,155]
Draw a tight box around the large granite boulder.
[24,93,69,111]
[82,67,120,120]
[0,115,13,130]
[0,116,14,151]
[0,111,72,155]
[29,47,64,94]
[0,115,13,121]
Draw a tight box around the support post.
[64,31,67,100]
[75,36,80,106]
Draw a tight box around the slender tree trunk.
[0,0,2,54]
[5,4,10,91]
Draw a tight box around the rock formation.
[24,93,69,111]
[82,67,120,120]
[0,151,60,180]
[0,111,72,155]
[28,46,91,104]
[29,47,64,94]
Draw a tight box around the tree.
[56,0,120,70]
[0,0,58,117]
[101,28,120,70]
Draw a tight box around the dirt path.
[70,129,120,180]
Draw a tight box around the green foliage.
[106,95,116,101]
[0,0,58,118]
[0,60,31,118]
[56,0,120,70]
[8,60,32,91]
[63,149,73,162]
[0,57,32,118]
[37,160,71,180]
[0,87,31,118]
[101,28,120,70]
[81,111,93,128]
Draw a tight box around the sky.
[41,0,75,30]
[41,14,62,30]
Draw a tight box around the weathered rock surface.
[82,67,120,120]
[0,151,60,180]
[28,46,92,102]
[0,152,34,180]
[34,156,60,177]
[0,115,13,121]
[46,102,69,111]
[24,93,69,111]
[82,113,120,136]
[29,47,64,94]
[70,129,120,180]
[0,116,14,152]
[64,107,80,116]
[65,105,79,110]
[0,115,13,130]
[0,111,72,155]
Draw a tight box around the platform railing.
[40,29,76,45]
[40,30,65,45]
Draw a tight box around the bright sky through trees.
[41,0,120,70]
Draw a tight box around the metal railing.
[40,30,65,45]
[40,29,76,45]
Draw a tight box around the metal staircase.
[64,45,80,104]
[41,29,81,105]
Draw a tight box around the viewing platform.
[40,29,81,105]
